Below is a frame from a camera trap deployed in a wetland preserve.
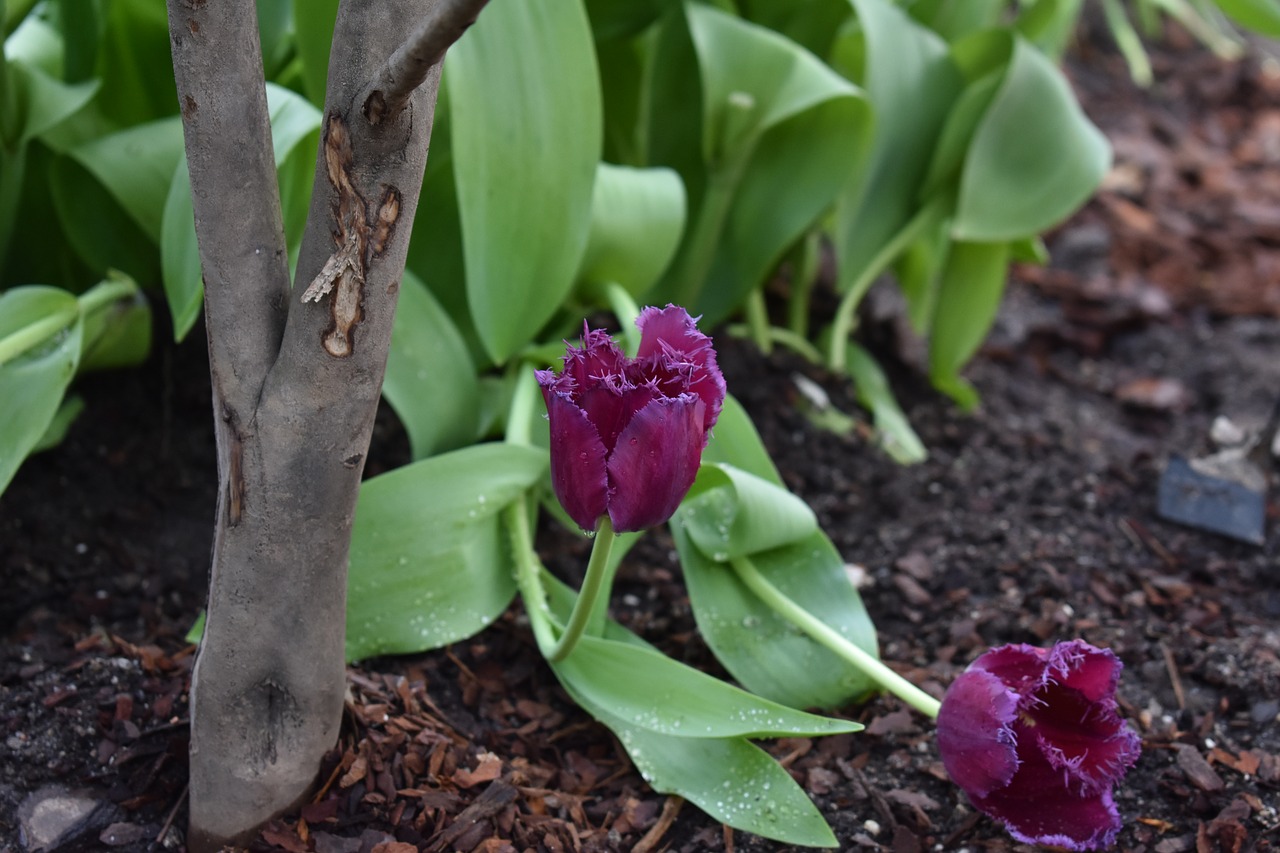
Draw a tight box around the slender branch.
[166,0,290,414]
[359,0,491,126]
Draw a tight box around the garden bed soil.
[3,31,1280,853]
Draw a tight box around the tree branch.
[358,0,490,126]
[166,0,290,415]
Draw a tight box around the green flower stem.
[786,232,820,339]
[667,133,756,309]
[724,323,822,364]
[78,274,138,314]
[603,281,641,355]
[744,289,772,355]
[730,555,941,719]
[0,305,79,367]
[826,195,949,374]
[505,498,560,657]
[547,516,617,662]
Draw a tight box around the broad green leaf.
[551,633,859,739]
[832,0,961,294]
[740,0,851,56]
[292,0,339,104]
[95,0,175,127]
[57,0,102,83]
[917,70,1001,201]
[1214,0,1280,36]
[31,393,84,452]
[654,3,869,323]
[584,0,676,41]
[596,34,647,165]
[681,463,815,561]
[346,443,547,660]
[0,285,82,494]
[6,62,99,144]
[591,709,842,847]
[447,0,601,363]
[161,85,321,339]
[701,394,782,486]
[576,163,686,299]
[927,240,1008,409]
[676,524,879,709]
[383,271,480,459]
[55,115,184,242]
[909,0,1006,39]
[951,38,1110,242]
[845,343,926,463]
[537,570,846,847]
[256,0,294,78]
[76,272,151,372]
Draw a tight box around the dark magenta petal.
[1049,639,1124,703]
[1029,681,1142,794]
[563,325,627,392]
[972,728,1124,850]
[937,670,1020,798]
[576,380,656,454]
[941,641,1140,850]
[540,387,609,532]
[605,395,705,532]
[635,305,726,431]
[972,643,1053,702]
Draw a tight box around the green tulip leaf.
[832,0,962,294]
[95,0,177,127]
[701,394,782,486]
[447,0,601,363]
[31,394,85,453]
[6,62,99,145]
[0,285,83,494]
[952,37,1110,242]
[652,3,869,324]
[382,271,480,459]
[1213,0,1280,37]
[676,524,879,709]
[577,163,686,299]
[927,239,1009,409]
[845,343,927,464]
[292,0,339,104]
[77,272,151,373]
[53,115,184,248]
[681,462,815,561]
[537,570,847,847]
[590,709,842,847]
[346,443,547,660]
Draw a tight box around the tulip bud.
[936,640,1141,850]
[537,305,726,533]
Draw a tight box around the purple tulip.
[536,305,726,534]
[936,640,1142,850]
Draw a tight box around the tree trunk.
[166,1,483,847]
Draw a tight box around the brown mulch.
[4,27,1280,853]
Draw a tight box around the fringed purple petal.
[540,387,609,533]
[940,641,1140,851]
[576,381,656,454]
[605,395,705,532]
[563,325,627,392]
[635,304,726,431]
[972,731,1125,850]
[937,670,1020,798]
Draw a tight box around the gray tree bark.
[166,1,486,848]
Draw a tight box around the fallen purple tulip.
[537,305,726,533]
[936,640,1142,850]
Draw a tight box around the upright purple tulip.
[537,305,726,533]
[936,640,1141,850]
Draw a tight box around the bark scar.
[301,114,401,359]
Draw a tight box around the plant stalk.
[730,555,941,718]
[547,516,617,662]
[0,306,79,367]
[827,196,948,373]
[744,289,772,355]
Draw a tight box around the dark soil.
[4,32,1280,853]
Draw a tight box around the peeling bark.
[166,0,476,848]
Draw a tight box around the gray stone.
[17,786,121,852]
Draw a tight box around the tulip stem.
[730,555,941,718]
[826,195,949,374]
[547,516,617,662]
[505,498,561,656]
[744,290,773,355]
